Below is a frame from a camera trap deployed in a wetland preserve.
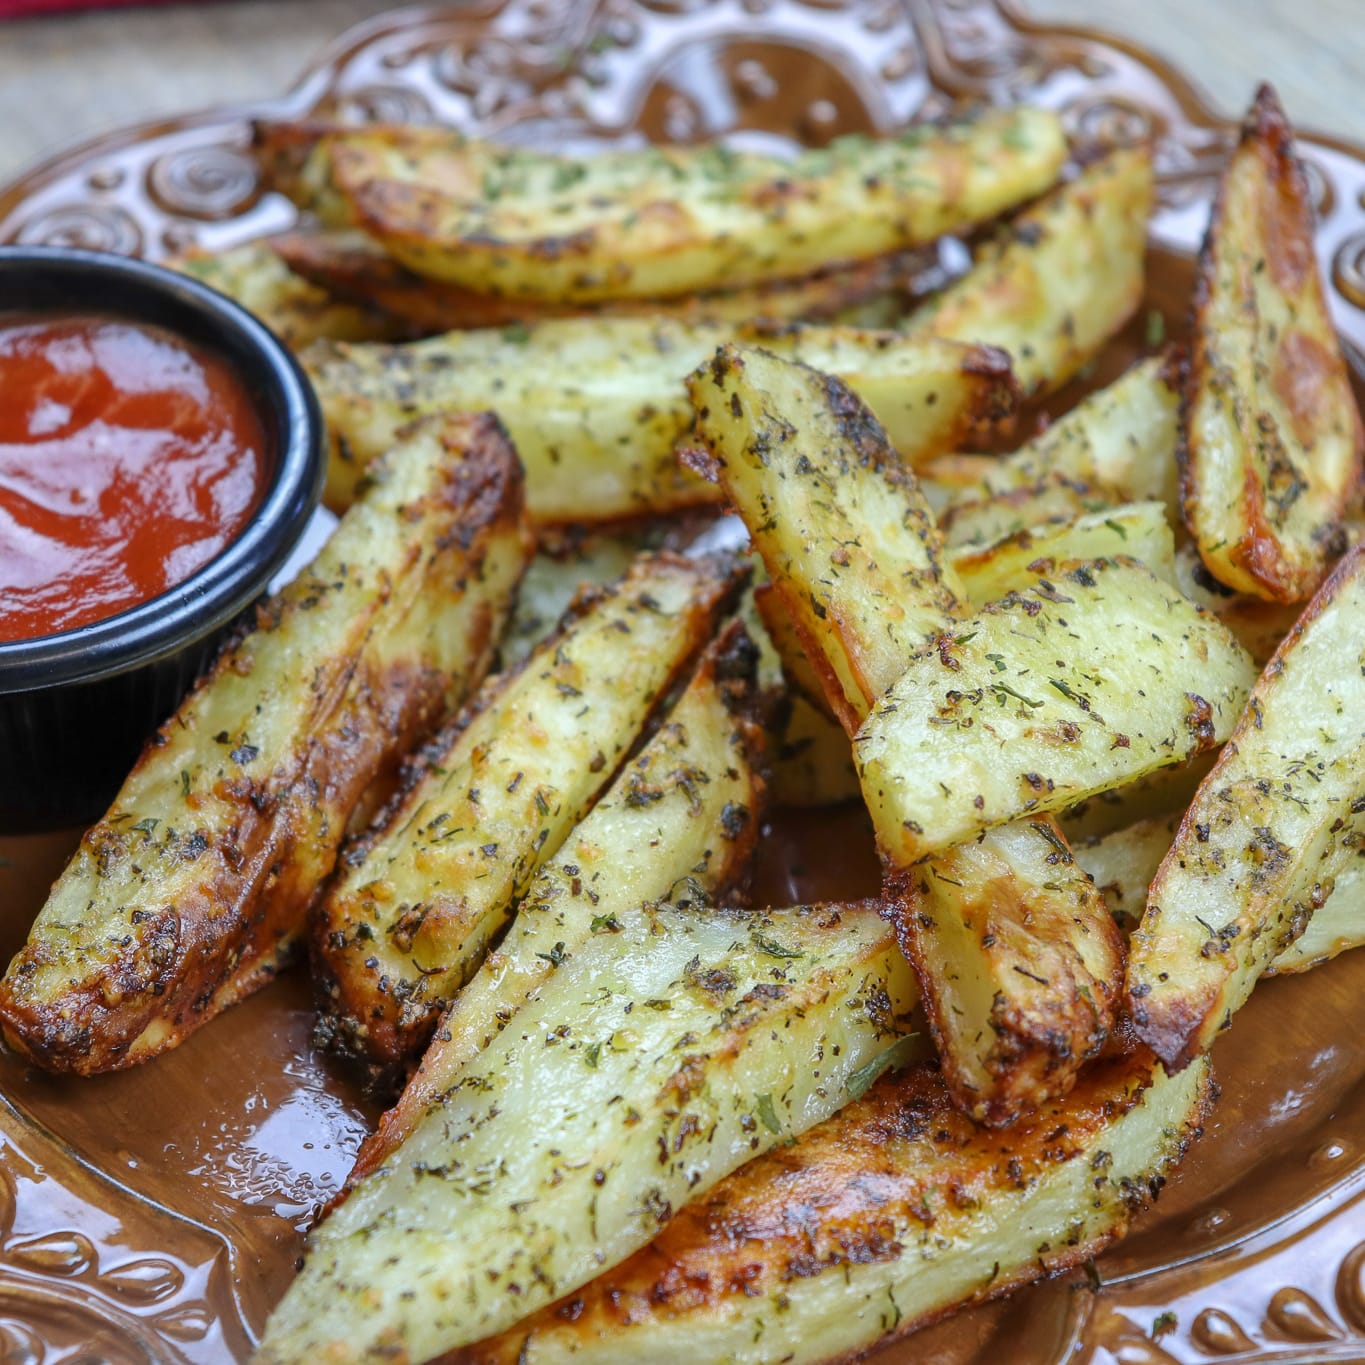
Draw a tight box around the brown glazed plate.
[3,2,1365,1362]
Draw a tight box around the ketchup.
[0,315,266,644]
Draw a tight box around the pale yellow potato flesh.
[307,319,1017,520]
[942,472,1113,548]
[856,557,1256,864]
[1128,544,1365,1069]
[912,146,1153,396]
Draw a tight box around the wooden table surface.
[0,0,1362,185]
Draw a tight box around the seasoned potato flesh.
[310,552,740,1076]
[454,1049,1209,1365]
[686,344,967,732]
[0,414,532,1073]
[348,620,769,1182]
[259,899,919,1363]
[1128,544,1365,1069]
[1182,84,1364,602]
[293,108,1065,303]
[887,816,1125,1126]
[979,351,1183,513]
[168,239,402,346]
[942,473,1113,548]
[307,319,1018,519]
[273,227,933,332]
[913,147,1153,395]
[951,501,1177,606]
[856,557,1256,864]
[1173,543,1303,666]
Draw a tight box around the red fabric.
[0,0,188,15]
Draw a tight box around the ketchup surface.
[0,314,266,644]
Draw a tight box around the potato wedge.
[308,319,1017,519]
[976,351,1183,513]
[1078,810,1365,972]
[942,472,1113,548]
[951,501,1177,606]
[912,147,1153,396]
[347,619,768,1181]
[690,349,1124,1120]
[168,239,402,347]
[287,108,1065,303]
[1128,543,1365,1069]
[770,694,863,807]
[886,815,1125,1126]
[750,579,838,719]
[686,343,966,732]
[856,557,1256,864]
[1182,84,1364,602]
[274,228,931,331]
[0,414,532,1073]
[1173,542,1303,665]
[455,1048,1209,1365]
[260,898,919,1363]
[311,552,741,1077]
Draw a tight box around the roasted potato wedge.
[973,351,1184,514]
[912,147,1153,395]
[1058,752,1219,842]
[1128,543,1365,1069]
[887,815,1125,1126]
[751,579,839,720]
[686,343,966,732]
[274,227,932,331]
[260,897,919,1363]
[281,108,1065,303]
[348,620,768,1180]
[856,557,1256,864]
[456,1048,1209,1365]
[0,414,532,1073]
[941,472,1114,547]
[950,501,1177,606]
[168,239,402,347]
[311,552,741,1077]
[769,694,863,807]
[1182,84,1364,602]
[308,320,1016,520]
[1078,810,1365,971]
[1173,542,1303,665]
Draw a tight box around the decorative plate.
[3,3,1365,1363]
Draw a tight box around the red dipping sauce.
[0,314,266,643]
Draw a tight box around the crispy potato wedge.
[1078,811,1365,972]
[975,351,1183,513]
[1173,542,1303,665]
[456,1048,1209,1365]
[308,320,1017,519]
[311,552,741,1077]
[856,556,1256,865]
[951,501,1177,606]
[168,239,402,347]
[347,620,768,1181]
[887,815,1125,1125]
[686,343,967,732]
[1182,84,1364,602]
[770,694,863,807]
[274,227,931,331]
[1128,543,1365,1069]
[751,580,838,720]
[912,147,1153,396]
[0,414,532,1073]
[942,472,1113,548]
[286,108,1065,303]
[690,349,1124,1119]
[260,898,919,1363]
